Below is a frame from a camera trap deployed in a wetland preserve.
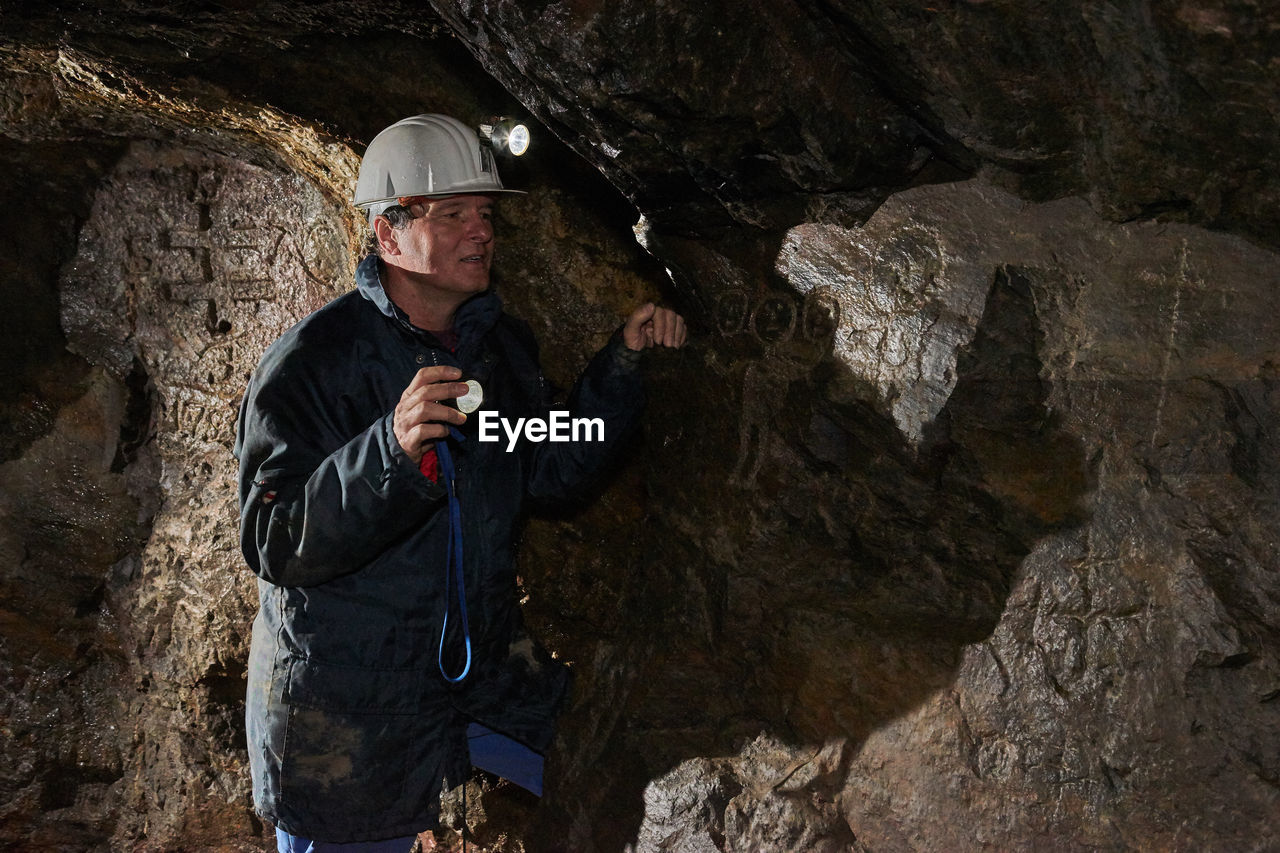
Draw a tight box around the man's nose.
[467,215,493,242]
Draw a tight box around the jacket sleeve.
[524,329,646,502]
[234,349,445,588]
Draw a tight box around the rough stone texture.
[634,737,855,853]
[618,181,1280,850]
[1,2,1279,852]
[0,366,141,850]
[427,0,1279,248]
[428,0,963,236]
[0,139,351,849]
[59,141,350,848]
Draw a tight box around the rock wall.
[62,142,350,848]
[2,2,1278,852]
[620,181,1280,851]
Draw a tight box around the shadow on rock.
[457,262,1093,851]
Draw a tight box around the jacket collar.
[355,253,503,358]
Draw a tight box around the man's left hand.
[623,303,688,351]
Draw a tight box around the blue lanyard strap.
[435,429,471,683]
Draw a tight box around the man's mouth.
[461,254,486,264]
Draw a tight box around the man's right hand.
[393,366,470,463]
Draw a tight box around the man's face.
[383,194,496,295]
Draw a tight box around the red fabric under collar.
[419,448,439,482]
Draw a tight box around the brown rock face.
[61,142,349,848]
[2,2,1278,852]
[428,0,1280,247]
[617,182,1280,851]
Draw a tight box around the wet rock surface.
[2,2,1278,851]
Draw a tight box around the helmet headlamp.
[480,117,531,157]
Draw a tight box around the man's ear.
[373,216,400,256]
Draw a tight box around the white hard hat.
[354,114,525,217]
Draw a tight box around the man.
[235,114,686,851]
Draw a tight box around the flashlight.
[480,117,531,157]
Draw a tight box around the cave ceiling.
[4,0,1275,253]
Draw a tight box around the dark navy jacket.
[234,254,644,841]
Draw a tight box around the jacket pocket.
[284,656,423,715]
[245,466,293,508]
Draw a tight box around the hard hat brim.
[357,187,527,211]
